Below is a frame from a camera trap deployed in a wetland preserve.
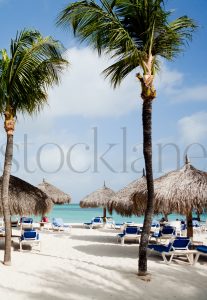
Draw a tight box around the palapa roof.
[133,159,207,215]
[108,170,147,216]
[0,175,53,216]
[37,179,71,204]
[80,182,115,208]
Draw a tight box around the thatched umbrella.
[107,169,147,217]
[37,179,71,204]
[0,175,53,216]
[133,157,207,237]
[80,182,115,220]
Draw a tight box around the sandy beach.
[0,227,206,300]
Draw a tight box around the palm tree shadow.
[2,260,207,300]
[70,234,116,244]
[74,243,139,258]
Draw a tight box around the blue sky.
[0,0,207,202]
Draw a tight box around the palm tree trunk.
[138,98,154,276]
[1,133,14,265]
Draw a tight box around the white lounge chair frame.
[0,218,4,227]
[117,233,141,245]
[194,250,207,265]
[52,223,71,232]
[169,221,182,236]
[20,223,33,231]
[83,220,104,229]
[161,249,197,265]
[148,248,197,265]
[19,237,41,252]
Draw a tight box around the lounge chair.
[194,245,207,264]
[52,218,71,232]
[123,221,135,227]
[0,227,5,236]
[0,217,4,227]
[148,237,196,264]
[181,223,187,236]
[117,226,141,245]
[201,220,207,232]
[151,220,160,228]
[11,217,19,228]
[192,220,202,234]
[169,220,182,236]
[83,217,104,229]
[114,223,124,230]
[150,225,176,243]
[40,221,52,231]
[19,229,41,251]
[20,217,33,231]
[150,220,160,233]
[105,217,115,229]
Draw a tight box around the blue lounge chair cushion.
[151,226,176,239]
[52,218,71,228]
[93,217,103,223]
[84,218,103,227]
[172,237,190,249]
[148,237,190,253]
[196,245,207,253]
[151,220,160,227]
[192,220,200,227]
[148,243,173,253]
[21,231,39,240]
[162,226,176,235]
[52,218,64,227]
[181,224,187,230]
[125,227,140,234]
[21,217,33,224]
[119,226,141,237]
[151,231,162,238]
[117,233,125,238]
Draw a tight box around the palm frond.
[57,0,196,86]
[0,29,68,117]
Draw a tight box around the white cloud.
[173,85,207,102]
[154,62,207,103]
[45,47,140,118]
[10,46,202,121]
[178,111,207,144]
[155,63,184,92]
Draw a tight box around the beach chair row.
[115,223,207,265]
[0,216,72,232]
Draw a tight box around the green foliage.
[57,0,196,87]
[0,29,68,116]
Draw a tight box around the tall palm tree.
[57,0,196,276]
[0,29,68,265]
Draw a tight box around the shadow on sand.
[0,254,207,300]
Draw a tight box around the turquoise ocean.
[33,204,207,224]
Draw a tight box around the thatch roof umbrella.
[107,170,147,217]
[133,158,207,238]
[0,175,53,216]
[37,179,71,204]
[80,182,115,220]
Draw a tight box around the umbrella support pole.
[186,212,193,238]
[103,207,107,223]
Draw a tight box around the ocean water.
[33,204,207,224]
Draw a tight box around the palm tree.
[0,29,68,265]
[57,0,196,276]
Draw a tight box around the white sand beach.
[0,227,207,300]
